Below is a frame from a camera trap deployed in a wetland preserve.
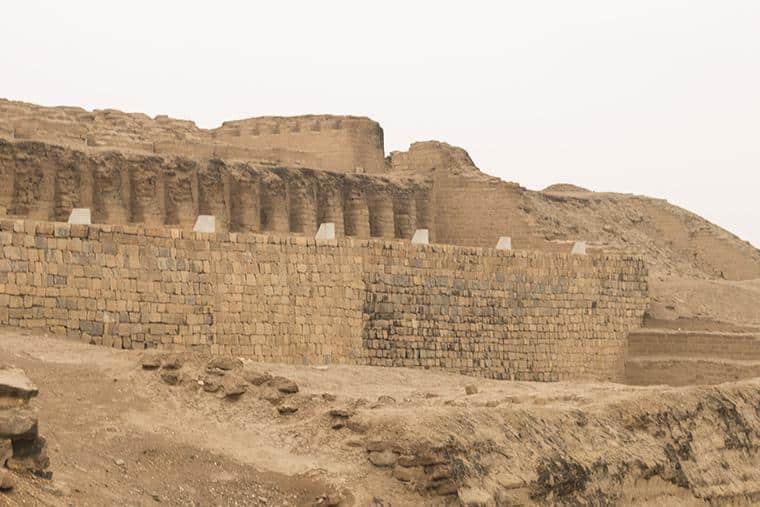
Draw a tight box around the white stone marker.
[495,236,512,250]
[193,215,216,233]
[411,229,429,245]
[68,208,91,225]
[315,222,336,241]
[571,241,587,255]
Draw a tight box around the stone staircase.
[625,319,760,386]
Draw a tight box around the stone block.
[193,215,215,233]
[411,229,429,245]
[571,241,587,255]
[495,236,512,250]
[315,223,336,241]
[67,208,91,225]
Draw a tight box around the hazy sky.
[2,1,758,247]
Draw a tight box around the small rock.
[141,356,162,370]
[222,383,247,400]
[270,377,299,394]
[201,379,220,393]
[322,393,337,402]
[368,450,397,467]
[429,465,453,480]
[485,400,500,408]
[0,440,12,467]
[0,367,39,404]
[317,493,343,507]
[434,480,458,496]
[346,419,369,434]
[261,388,284,406]
[7,439,50,473]
[327,408,353,418]
[331,420,346,430]
[277,404,298,416]
[114,458,125,467]
[40,480,71,497]
[365,439,388,452]
[465,384,478,396]
[458,487,492,506]
[392,464,425,482]
[0,409,38,440]
[207,357,243,371]
[242,369,272,386]
[160,371,181,386]
[161,355,184,370]
[0,469,15,490]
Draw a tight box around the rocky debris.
[270,376,299,394]
[465,384,478,395]
[40,480,71,497]
[261,389,284,406]
[0,409,38,440]
[363,439,459,498]
[0,469,15,490]
[328,408,354,430]
[242,369,272,386]
[0,367,50,492]
[392,464,425,482]
[161,355,184,370]
[314,493,343,506]
[200,378,221,393]
[141,356,162,370]
[0,368,39,405]
[207,357,243,371]
[277,404,298,416]
[221,381,247,400]
[327,408,353,419]
[160,371,182,386]
[368,450,397,467]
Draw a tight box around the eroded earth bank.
[1,327,759,506]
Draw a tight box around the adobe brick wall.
[0,218,648,381]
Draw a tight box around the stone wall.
[0,218,648,381]
[0,139,430,238]
[0,99,386,174]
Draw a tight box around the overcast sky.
[2,1,758,247]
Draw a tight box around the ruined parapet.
[164,158,198,229]
[414,187,435,243]
[198,160,230,233]
[53,151,88,222]
[1,99,386,174]
[393,190,417,240]
[0,138,432,241]
[288,175,318,235]
[367,185,396,239]
[259,172,290,234]
[228,163,261,233]
[316,175,345,237]
[387,141,480,175]
[92,152,131,225]
[343,180,371,238]
[129,156,165,226]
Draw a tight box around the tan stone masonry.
[0,218,648,381]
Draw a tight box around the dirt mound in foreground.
[1,327,758,506]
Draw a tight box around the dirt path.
[0,328,337,507]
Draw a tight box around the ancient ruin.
[0,98,759,505]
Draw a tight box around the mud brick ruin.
[2,98,759,383]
